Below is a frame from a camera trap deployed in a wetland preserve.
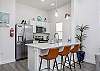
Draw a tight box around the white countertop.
[26,41,80,49]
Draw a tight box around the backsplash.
[33,33,50,42]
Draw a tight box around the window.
[56,22,63,39]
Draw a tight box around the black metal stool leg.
[63,64,65,71]
[55,59,59,71]
[70,53,72,68]
[61,56,63,69]
[47,60,50,71]
[39,58,42,71]
[63,56,66,71]
[73,53,75,69]
[53,59,56,70]
[79,61,81,69]
[68,55,72,69]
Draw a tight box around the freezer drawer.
[15,44,27,60]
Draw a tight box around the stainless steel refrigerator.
[15,24,33,61]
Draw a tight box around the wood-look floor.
[0,59,96,71]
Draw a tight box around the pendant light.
[65,0,71,20]
[65,13,70,19]
[55,10,58,17]
[55,0,58,17]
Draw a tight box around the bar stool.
[70,44,81,69]
[58,45,71,71]
[39,48,59,71]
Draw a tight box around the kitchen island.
[26,42,79,71]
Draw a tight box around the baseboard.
[0,59,15,65]
[16,57,27,61]
[84,59,96,64]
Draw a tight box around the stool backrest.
[62,45,71,56]
[47,48,59,60]
[70,44,80,53]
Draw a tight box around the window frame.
[55,22,63,40]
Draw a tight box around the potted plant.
[75,24,89,62]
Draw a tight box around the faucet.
[54,33,59,43]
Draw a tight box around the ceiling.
[16,0,70,11]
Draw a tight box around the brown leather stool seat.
[70,44,81,69]
[58,45,71,71]
[39,48,59,71]
[59,45,71,56]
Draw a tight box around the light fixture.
[65,13,70,19]
[65,1,71,20]
[41,0,45,2]
[55,10,58,17]
[55,0,58,17]
[51,3,55,6]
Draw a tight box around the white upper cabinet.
[45,22,50,33]
[36,21,46,27]
[30,20,36,33]
[30,20,50,33]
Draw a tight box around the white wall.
[71,0,99,64]
[16,3,48,24]
[99,0,100,24]
[0,0,15,64]
[48,4,71,41]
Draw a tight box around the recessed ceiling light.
[41,0,45,2]
[51,3,55,6]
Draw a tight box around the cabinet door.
[36,21,42,27]
[42,22,46,27]
[30,21,36,33]
[33,24,36,33]
[36,21,46,27]
[30,21,37,33]
[45,23,50,33]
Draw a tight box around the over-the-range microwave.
[36,26,46,33]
